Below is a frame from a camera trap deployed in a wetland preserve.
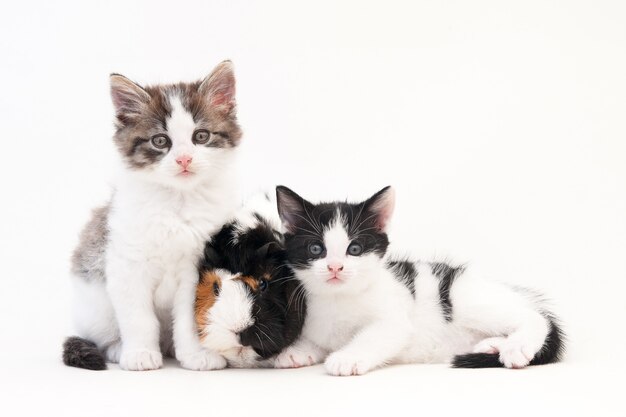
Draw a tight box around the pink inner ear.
[210,89,233,107]
[372,188,395,231]
[376,205,393,231]
[111,90,140,113]
[200,65,236,110]
[110,78,149,115]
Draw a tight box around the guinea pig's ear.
[255,241,282,260]
[203,242,222,268]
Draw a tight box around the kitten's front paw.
[324,351,373,376]
[274,346,322,369]
[119,349,163,371]
[178,350,227,371]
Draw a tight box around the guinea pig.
[194,193,306,367]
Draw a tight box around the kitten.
[195,193,306,367]
[273,186,564,375]
[63,61,242,371]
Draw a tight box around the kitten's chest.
[112,192,229,252]
[305,297,373,351]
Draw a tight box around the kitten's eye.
[347,242,363,256]
[193,129,211,145]
[308,243,324,256]
[213,282,220,296]
[259,279,268,292]
[151,134,170,149]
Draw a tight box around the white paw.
[119,349,163,371]
[274,346,321,369]
[324,352,373,376]
[499,340,535,369]
[473,337,536,369]
[178,350,227,371]
[105,341,123,363]
[473,337,507,354]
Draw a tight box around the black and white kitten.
[273,186,564,376]
[195,193,306,367]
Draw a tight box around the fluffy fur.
[62,337,107,371]
[195,193,306,367]
[273,186,565,376]
[65,61,242,371]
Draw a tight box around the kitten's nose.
[327,263,344,273]
[176,155,193,169]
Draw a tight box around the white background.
[1,1,625,416]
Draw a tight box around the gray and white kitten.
[63,60,242,371]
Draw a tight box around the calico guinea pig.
[194,196,306,367]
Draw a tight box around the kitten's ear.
[110,74,151,117]
[199,60,236,112]
[276,186,311,234]
[363,186,395,232]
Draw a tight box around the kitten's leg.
[172,268,227,371]
[452,274,550,369]
[106,260,163,371]
[273,338,326,368]
[71,277,120,351]
[105,340,123,363]
[324,320,411,376]
[472,336,507,354]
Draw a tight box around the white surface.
[1,1,624,416]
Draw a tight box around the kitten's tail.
[62,336,107,370]
[451,315,565,369]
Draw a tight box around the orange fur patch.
[195,271,222,341]
[233,275,259,292]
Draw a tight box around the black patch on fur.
[125,137,167,167]
[386,259,417,296]
[127,137,148,157]
[451,353,502,368]
[528,314,566,365]
[431,262,464,322]
[452,315,566,368]
[201,216,283,277]
[200,213,306,359]
[62,337,107,370]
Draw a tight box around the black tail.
[62,336,107,370]
[452,352,503,368]
[452,316,565,369]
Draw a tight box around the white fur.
[230,191,283,242]
[275,218,552,375]
[274,218,413,375]
[71,92,239,371]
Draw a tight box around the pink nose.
[327,263,344,273]
[176,155,193,169]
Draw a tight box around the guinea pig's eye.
[151,134,170,149]
[193,129,211,145]
[259,279,268,292]
[212,282,220,296]
[308,243,324,256]
[347,242,363,256]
